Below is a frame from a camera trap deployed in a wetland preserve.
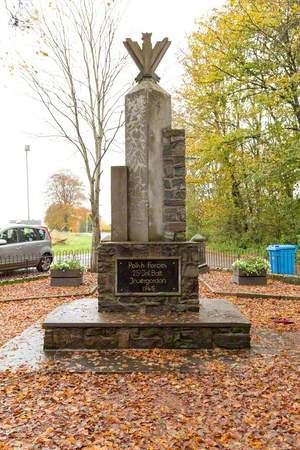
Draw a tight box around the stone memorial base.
[98,241,205,313]
[43,298,250,350]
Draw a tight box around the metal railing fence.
[206,247,300,275]
[53,249,91,269]
[206,248,268,270]
[0,249,91,282]
[1,246,300,282]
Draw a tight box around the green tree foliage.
[180,0,300,247]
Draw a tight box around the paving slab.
[0,325,50,371]
[43,298,250,328]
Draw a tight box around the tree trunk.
[230,171,248,235]
[63,212,69,231]
[90,184,101,272]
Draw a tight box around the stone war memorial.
[43,34,250,350]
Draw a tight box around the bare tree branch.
[15,0,127,270]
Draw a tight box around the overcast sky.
[0,0,224,225]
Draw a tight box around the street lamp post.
[25,145,30,222]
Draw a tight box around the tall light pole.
[25,145,30,222]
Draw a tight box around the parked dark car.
[0,224,53,272]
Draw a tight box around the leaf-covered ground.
[0,273,97,347]
[0,273,97,301]
[0,273,299,448]
[0,296,81,347]
[0,357,298,449]
[199,278,300,335]
[201,271,300,296]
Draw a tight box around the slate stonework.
[44,325,250,350]
[162,128,186,241]
[98,241,205,313]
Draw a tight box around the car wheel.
[37,254,52,272]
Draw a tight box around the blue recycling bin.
[267,244,297,275]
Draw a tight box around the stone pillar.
[125,79,171,241]
[111,166,128,241]
[162,128,186,241]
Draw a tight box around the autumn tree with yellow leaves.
[44,171,89,232]
[180,0,300,248]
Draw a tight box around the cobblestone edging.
[98,242,205,313]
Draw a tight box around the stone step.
[43,298,250,351]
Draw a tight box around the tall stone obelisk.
[124,33,171,241]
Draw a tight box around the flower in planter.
[50,259,85,272]
[50,259,85,287]
[232,257,269,275]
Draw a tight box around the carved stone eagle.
[124,33,171,83]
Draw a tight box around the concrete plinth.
[43,298,251,350]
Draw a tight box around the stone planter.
[233,268,267,286]
[50,269,83,287]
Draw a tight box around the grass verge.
[52,232,92,252]
[0,275,48,287]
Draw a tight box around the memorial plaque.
[116,257,180,295]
